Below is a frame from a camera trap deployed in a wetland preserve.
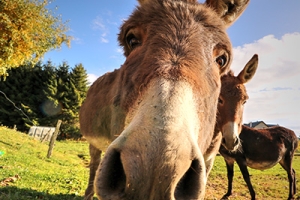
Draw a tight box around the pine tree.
[68,63,88,138]
[0,66,25,129]
[42,62,77,139]
[69,63,88,113]
[21,62,48,128]
[0,60,89,139]
[0,64,42,131]
[41,61,62,127]
[55,62,72,138]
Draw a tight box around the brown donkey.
[220,125,298,200]
[215,55,298,200]
[79,0,250,199]
[205,54,258,176]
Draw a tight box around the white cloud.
[116,48,123,54]
[230,32,300,136]
[87,74,98,85]
[93,16,109,43]
[72,36,84,45]
[93,16,106,30]
[101,37,109,43]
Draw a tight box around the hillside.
[0,126,90,200]
[0,126,299,199]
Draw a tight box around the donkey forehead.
[119,0,231,57]
[131,0,223,26]
[221,80,248,100]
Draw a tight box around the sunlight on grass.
[0,126,299,200]
[206,155,300,199]
[0,126,90,200]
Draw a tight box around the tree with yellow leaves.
[0,0,71,78]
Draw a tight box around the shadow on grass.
[1,185,300,200]
[0,186,97,200]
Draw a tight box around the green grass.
[206,153,300,199]
[0,126,299,199]
[0,126,90,200]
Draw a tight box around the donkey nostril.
[96,150,126,198]
[234,138,240,147]
[175,159,202,199]
[222,138,226,145]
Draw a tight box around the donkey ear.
[205,0,250,27]
[237,54,258,84]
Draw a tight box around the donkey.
[220,125,298,200]
[204,54,258,177]
[79,0,250,199]
[214,55,298,200]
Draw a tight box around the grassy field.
[206,155,300,200]
[0,126,299,200]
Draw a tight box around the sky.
[43,0,300,136]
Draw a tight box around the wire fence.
[0,90,36,126]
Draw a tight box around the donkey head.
[88,0,250,199]
[217,54,258,151]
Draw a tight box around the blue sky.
[44,0,300,135]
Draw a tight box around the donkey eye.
[216,54,227,68]
[126,34,141,50]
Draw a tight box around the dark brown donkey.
[220,125,298,200]
[205,54,258,176]
[215,55,298,200]
[79,0,250,199]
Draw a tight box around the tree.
[67,63,88,138]
[70,63,88,108]
[0,0,71,78]
[20,62,47,128]
[41,62,64,126]
[42,62,86,139]
[0,61,89,139]
[0,63,43,130]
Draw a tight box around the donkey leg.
[292,169,296,198]
[279,155,296,200]
[221,160,234,199]
[236,160,256,200]
[286,168,296,200]
[84,144,102,200]
[290,168,296,200]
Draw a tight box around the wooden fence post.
[46,120,62,158]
